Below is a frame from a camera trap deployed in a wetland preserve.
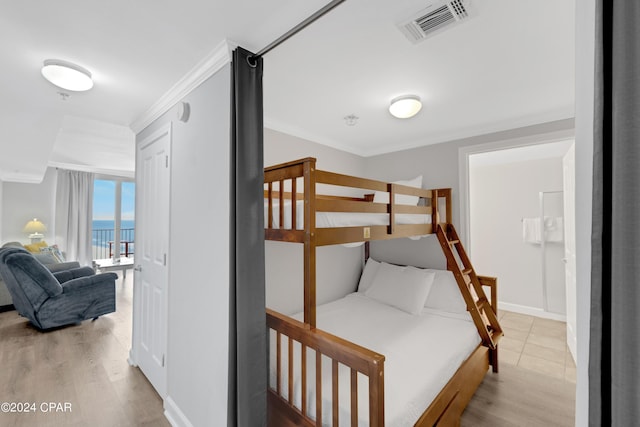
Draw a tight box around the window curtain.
[55,170,94,267]
[590,1,640,425]
[228,47,266,427]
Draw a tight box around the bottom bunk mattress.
[269,292,482,426]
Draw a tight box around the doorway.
[460,137,576,340]
[467,141,573,320]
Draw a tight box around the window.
[92,178,135,260]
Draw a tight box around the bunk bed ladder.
[436,223,503,350]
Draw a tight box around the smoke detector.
[398,0,472,44]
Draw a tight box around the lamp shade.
[389,95,422,119]
[23,218,47,234]
[41,59,93,91]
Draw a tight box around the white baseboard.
[499,301,567,322]
[127,348,138,367]
[164,396,194,427]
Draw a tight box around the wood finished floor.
[0,274,575,427]
[461,310,576,426]
[0,273,169,427]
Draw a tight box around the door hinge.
[165,155,169,168]
[162,354,165,367]
[164,253,167,266]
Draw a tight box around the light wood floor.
[0,275,575,426]
[0,274,169,427]
[461,311,576,426]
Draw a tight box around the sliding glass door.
[92,178,135,260]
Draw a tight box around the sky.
[93,180,135,221]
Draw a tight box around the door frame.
[563,143,578,362]
[458,129,574,322]
[457,128,575,253]
[128,122,172,398]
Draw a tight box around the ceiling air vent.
[398,0,472,44]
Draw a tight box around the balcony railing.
[92,227,135,260]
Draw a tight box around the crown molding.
[48,161,135,179]
[130,39,237,134]
[0,170,44,184]
[264,117,367,157]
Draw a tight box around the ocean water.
[92,219,135,231]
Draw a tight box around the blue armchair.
[0,247,117,330]
[0,241,82,307]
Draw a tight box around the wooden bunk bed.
[264,157,503,426]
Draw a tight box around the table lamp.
[23,218,47,243]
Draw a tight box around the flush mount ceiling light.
[41,59,93,91]
[389,95,422,119]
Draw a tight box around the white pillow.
[365,262,435,315]
[424,269,467,314]
[357,257,381,293]
[373,175,423,206]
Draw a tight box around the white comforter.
[269,293,481,426]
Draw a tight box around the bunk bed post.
[369,364,385,427]
[443,188,452,225]
[479,275,500,373]
[387,183,395,234]
[303,158,317,328]
[431,189,440,226]
[433,188,452,226]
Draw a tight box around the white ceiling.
[264,0,575,156]
[0,0,575,183]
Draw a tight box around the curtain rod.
[254,0,347,57]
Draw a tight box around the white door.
[132,123,171,396]
[562,143,577,362]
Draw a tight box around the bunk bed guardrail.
[267,308,385,427]
[264,157,451,244]
[266,280,500,427]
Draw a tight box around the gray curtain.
[228,47,267,427]
[55,170,94,267]
[590,1,640,425]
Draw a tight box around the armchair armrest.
[62,272,118,294]
[54,267,96,284]
[46,261,82,273]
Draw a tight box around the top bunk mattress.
[265,199,431,230]
[270,292,481,426]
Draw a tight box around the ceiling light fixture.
[41,59,94,92]
[389,95,422,119]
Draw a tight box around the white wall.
[469,157,566,316]
[365,119,575,268]
[265,128,366,175]
[0,179,3,241]
[574,0,595,424]
[264,128,367,315]
[136,65,231,427]
[1,167,58,244]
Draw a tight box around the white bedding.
[269,293,481,426]
[265,200,431,230]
